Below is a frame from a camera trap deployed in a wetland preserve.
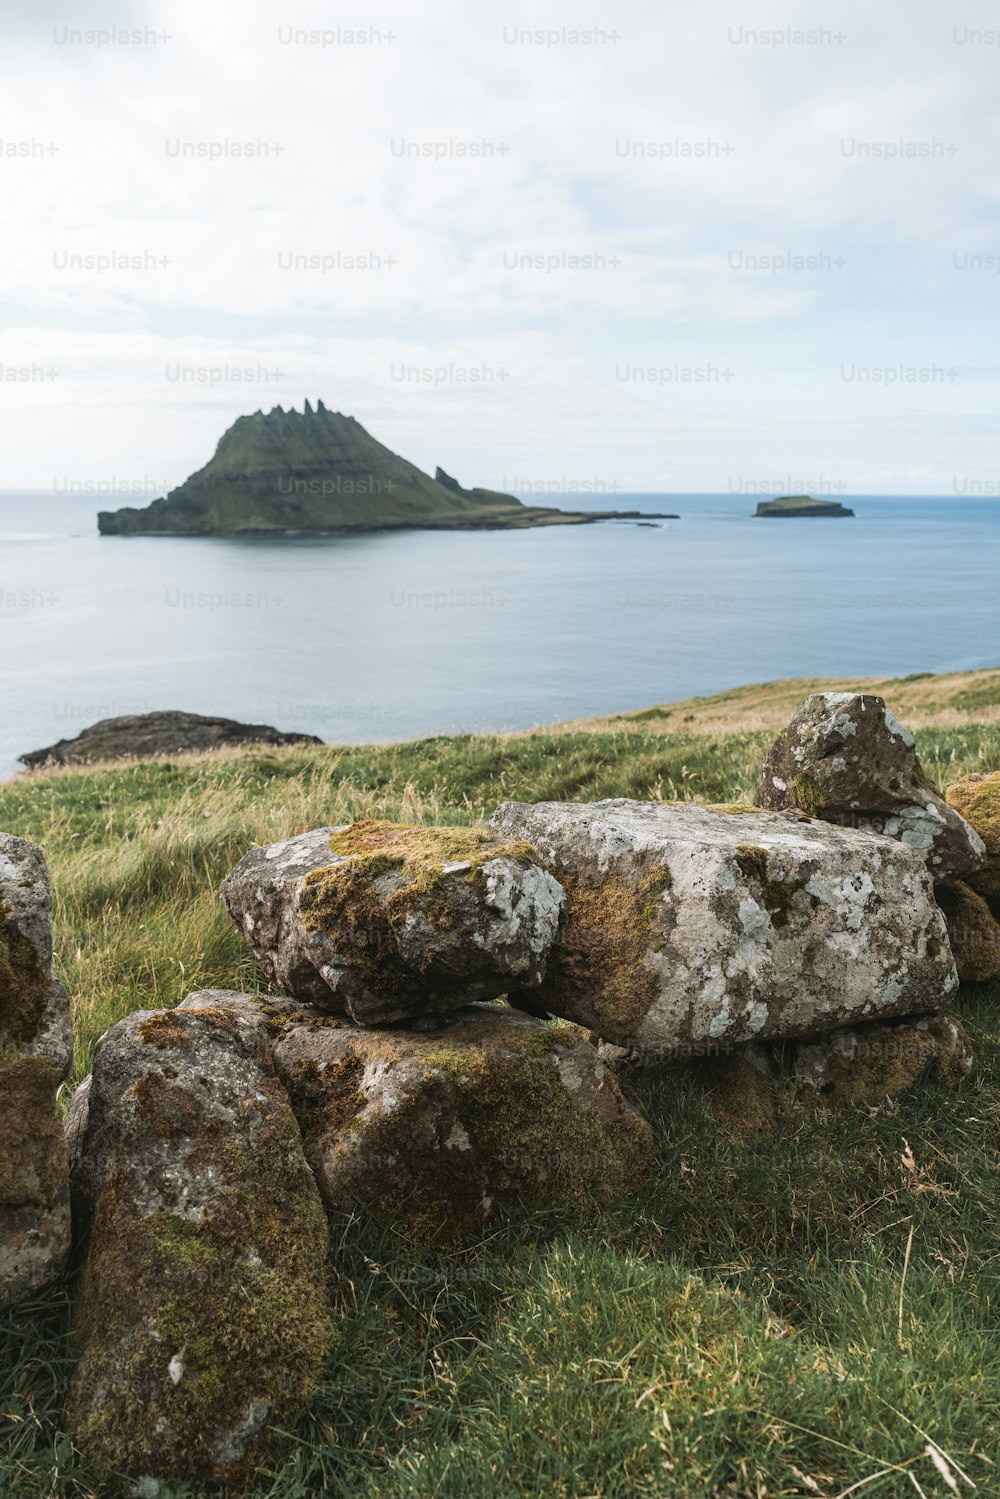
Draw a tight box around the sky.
[2,0,1000,496]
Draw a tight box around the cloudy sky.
[3,0,999,495]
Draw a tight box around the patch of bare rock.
[0,692,991,1488]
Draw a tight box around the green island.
[756,494,855,517]
[2,663,998,1498]
[97,402,675,536]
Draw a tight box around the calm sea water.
[1,491,998,777]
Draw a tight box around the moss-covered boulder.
[220,820,566,1025]
[66,1005,336,1488]
[491,799,957,1051]
[934,880,1000,983]
[601,1013,974,1118]
[788,1013,974,1103]
[755,693,986,880]
[1,833,72,1305]
[178,991,654,1246]
[946,772,1000,913]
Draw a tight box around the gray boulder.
[65,1004,335,1487]
[220,820,566,1025]
[1,834,72,1305]
[490,799,957,1051]
[178,990,654,1246]
[754,693,986,880]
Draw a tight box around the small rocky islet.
[755,493,855,517]
[3,691,999,1487]
[97,402,677,536]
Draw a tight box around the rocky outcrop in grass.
[29,687,994,1488]
[21,709,322,769]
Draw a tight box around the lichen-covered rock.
[490,799,957,1051]
[945,772,1000,913]
[66,1005,336,1488]
[789,1013,974,1103]
[934,881,1000,983]
[220,820,567,1025]
[178,990,654,1246]
[754,693,986,880]
[1,834,71,1305]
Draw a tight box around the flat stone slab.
[490,799,958,1051]
[220,820,566,1025]
[178,990,654,1245]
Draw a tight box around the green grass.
[1,727,998,1497]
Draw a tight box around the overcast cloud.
[2,0,999,493]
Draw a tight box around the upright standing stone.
[66,1004,335,1487]
[490,800,957,1051]
[754,693,986,880]
[0,834,72,1304]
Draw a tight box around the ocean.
[1,491,998,777]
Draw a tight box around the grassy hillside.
[545,665,1000,735]
[1,708,998,1497]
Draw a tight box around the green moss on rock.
[536,864,673,1038]
[934,880,1000,983]
[947,772,1000,908]
[792,1016,974,1105]
[299,819,542,994]
[791,770,827,818]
